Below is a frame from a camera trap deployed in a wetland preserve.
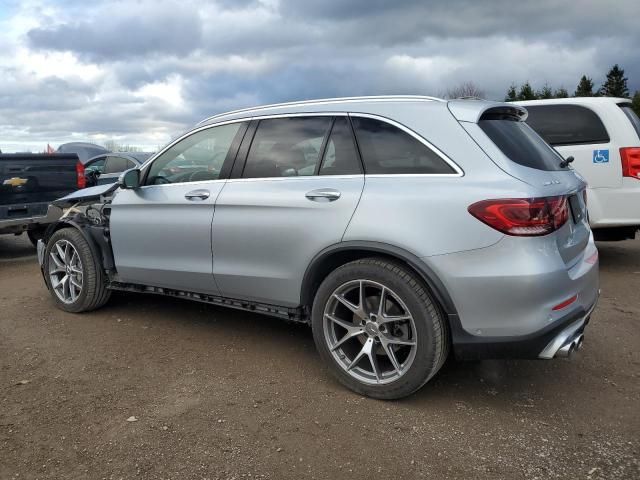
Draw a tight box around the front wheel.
[43,228,111,313]
[312,258,449,399]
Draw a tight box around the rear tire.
[312,258,449,399]
[43,228,111,313]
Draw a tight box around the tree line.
[504,64,640,116]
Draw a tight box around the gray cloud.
[28,3,203,61]
[1,0,638,151]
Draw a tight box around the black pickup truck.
[0,153,85,245]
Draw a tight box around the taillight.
[76,161,86,189]
[468,196,569,236]
[620,147,640,180]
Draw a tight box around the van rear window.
[619,104,640,139]
[479,118,567,171]
[524,104,609,146]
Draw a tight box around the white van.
[516,97,640,240]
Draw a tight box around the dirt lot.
[1,233,638,480]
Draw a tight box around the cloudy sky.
[1,0,639,152]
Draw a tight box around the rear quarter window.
[351,116,455,174]
[479,117,566,171]
[524,104,609,146]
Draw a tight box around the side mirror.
[119,169,141,189]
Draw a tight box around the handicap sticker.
[593,149,609,163]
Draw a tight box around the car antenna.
[559,156,574,168]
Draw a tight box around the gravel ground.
[1,233,638,479]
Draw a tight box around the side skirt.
[108,281,309,324]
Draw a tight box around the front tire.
[43,228,111,313]
[312,258,449,399]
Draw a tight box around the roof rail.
[196,95,443,126]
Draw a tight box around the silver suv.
[38,96,599,399]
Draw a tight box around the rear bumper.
[448,294,598,360]
[0,203,62,233]
[588,183,640,229]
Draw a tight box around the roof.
[197,96,445,126]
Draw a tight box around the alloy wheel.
[48,239,84,304]
[323,279,418,385]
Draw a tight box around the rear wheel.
[312,258,448,399]
[43,228,111,313]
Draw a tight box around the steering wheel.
[188,169,219,182]
[152,175,171,185]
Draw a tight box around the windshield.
[479,118,567,171]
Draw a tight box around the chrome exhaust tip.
[575,334,584,350]
[557,341,575,358]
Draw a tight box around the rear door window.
[479,117,566,171]
[524,104,609,146]
[351,116,455,174]
[618,104,640,139]
[242,117,332,178]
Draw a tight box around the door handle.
[305,188,341,202]
[185,189,210,201]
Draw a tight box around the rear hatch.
[461,107,590,267]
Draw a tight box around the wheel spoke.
[325,313,360,332]
[378,313,412,325]
[334,294,360,315]
[380,340,402,374]
[55,243,66,263]
[381,333,416,346]
[368,345,381,382]
[331,328,366,351]
[347,337,374,372]
[377,287,387,317]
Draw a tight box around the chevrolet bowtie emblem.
[3,177,28,187]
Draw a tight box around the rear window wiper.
[559,156,574,169]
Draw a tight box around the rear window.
[524,104,609,146]
[479,118,566,171]
[351,116,455,174]
[619,104,640,139]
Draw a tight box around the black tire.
[26,227,46,248]
[312,257,449,399]
[43,228,111,313]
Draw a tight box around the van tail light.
[620,147,640,180]
[76,161,86,189]
[468,196,569,236]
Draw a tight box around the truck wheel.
[43,228,111,313]
[312,258,449,400]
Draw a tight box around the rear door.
[110,121,247,293]
[211,115,365,306]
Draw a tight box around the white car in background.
[516,97,640,241]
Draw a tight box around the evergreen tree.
[632,91,640,118]
[537,84,554,99]
[554,87,569,98]
[574,75,594,97]
[518,82,537,101]
[505,84,518,102]
[599,64,629,97]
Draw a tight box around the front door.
[110,121,247,294]
[212,115,365,306]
